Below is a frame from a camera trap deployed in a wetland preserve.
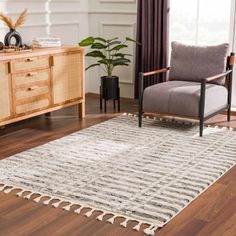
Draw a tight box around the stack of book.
[32,37,61,48]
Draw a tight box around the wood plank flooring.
[1,93,236,236]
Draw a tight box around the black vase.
[4,29,22,47]
[100,76,119,100]
[100,76,120,112]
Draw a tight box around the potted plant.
[79,36,140,112]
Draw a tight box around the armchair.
[139,42,235,136]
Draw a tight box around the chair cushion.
[143,81,228,117]
[169,42,229,85]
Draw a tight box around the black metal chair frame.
[138,52,235,137]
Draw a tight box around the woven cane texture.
[15,99,49,114]
[53,52,82,104]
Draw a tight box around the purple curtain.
[135,0,170,98]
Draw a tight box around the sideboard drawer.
[14,70,50,86]
[12,56,49,73]
[15,99,50,115]
[15,86,49,101]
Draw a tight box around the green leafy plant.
[79,36,140,77]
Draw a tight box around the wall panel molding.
[100,21,136,84]
[0,0,137,97]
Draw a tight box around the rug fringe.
[85,208,95,217]
[24,192,35,200]
[106,214,117,224]
[43,197,52,205]
[4,187,13,194]
[120,218,129,227]
[74,205,84,214]
[63,203,73,211]
[0,184,6,192]
[96,212,106,221]
[0,182,160,234]
[133,221,142,231]
[123,112,236,131]
[52,200,63,208]
[144,225,159,236]
[34,195,43,203]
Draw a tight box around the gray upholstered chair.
[138,42,235,136]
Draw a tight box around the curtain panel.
[135,0,170,98]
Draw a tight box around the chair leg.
[199,118,204,137]
[139,111,142,127]
[227,107,231,122]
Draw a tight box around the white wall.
[0,0,137,98]
[88,0,137,98]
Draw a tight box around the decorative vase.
[100,76,120,112]
[4,29,22,47]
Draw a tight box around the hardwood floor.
[1,93,236,236]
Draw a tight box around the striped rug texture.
[1,115,236,235]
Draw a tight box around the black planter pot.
[100,76,120,113]
[4,29,22,47]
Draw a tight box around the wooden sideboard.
[0,46,85,127]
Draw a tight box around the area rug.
[1,114,236,235]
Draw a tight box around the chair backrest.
[169,41,229,85]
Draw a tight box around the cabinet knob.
[27,72,37,77]
[27,86,38,91]
[26,58,35,62]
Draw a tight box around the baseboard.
[86,92,136,101]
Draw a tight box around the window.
[170,0,232,45]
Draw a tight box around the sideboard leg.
[78,102,85,118]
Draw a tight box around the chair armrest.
[205,70,232,83]
[142,67,170,77]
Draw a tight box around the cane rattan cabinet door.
[0,63,12,121]
[52,52,83,104]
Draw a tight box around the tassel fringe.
[62,203,73,211]
[0,185,6,192]
[52,200,63,208]
[4,187,13,194]
[96,212,106,221]
[16,190,25,197]
[133,222,142,231]
[74,206,83,214]
[107,215,117,224]
[120,218,129,228]
[34,196,42,203]
[123,113,236,131]
[85,209,95,218]
[43,198,52,205]
[0,183,162,234]
[24,192,35,200]
[143,225,159,236]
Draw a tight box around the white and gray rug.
[1,115,236,235]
